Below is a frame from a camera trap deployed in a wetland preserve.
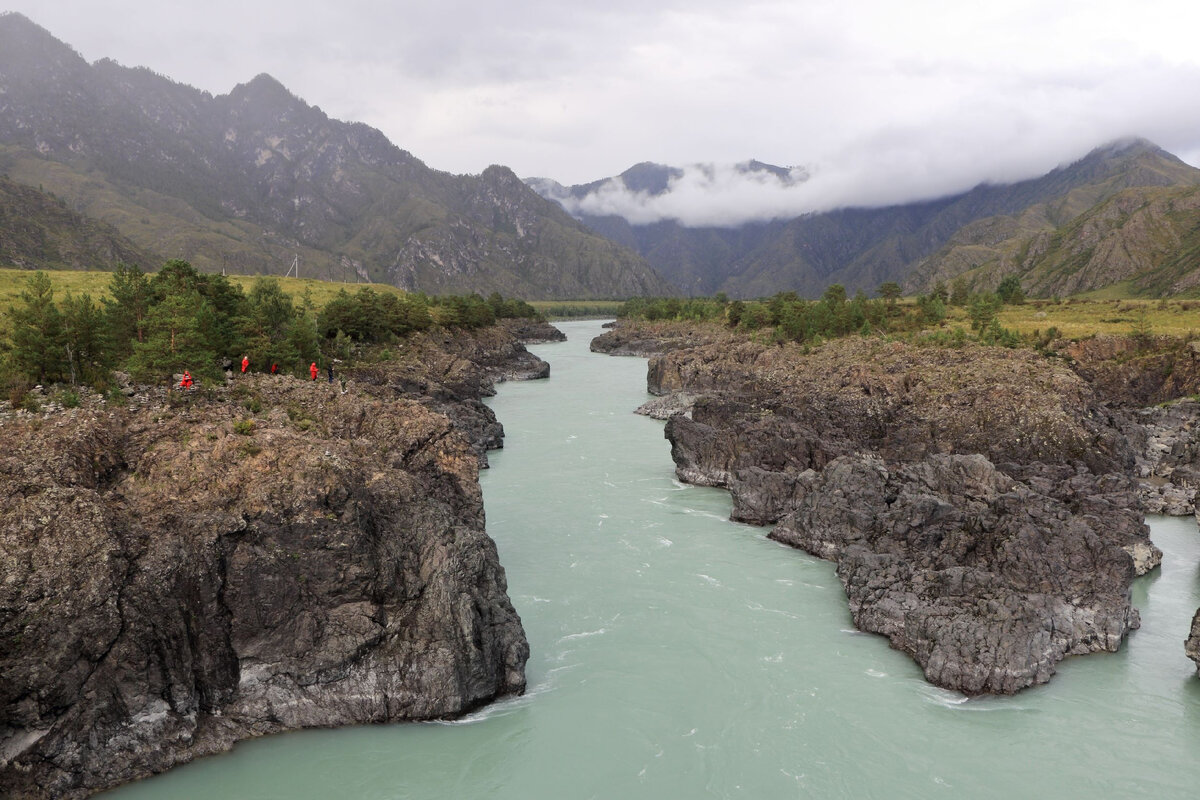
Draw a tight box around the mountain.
[905,148,1200,297]
[0,173,152,270]
[533,140,1200,298]
[926,184,1200,298]
[0,13,670,299]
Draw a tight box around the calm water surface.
[106,319,1200,799]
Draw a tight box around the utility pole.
[285,254,299,279]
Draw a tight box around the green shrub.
[233,419,255,436]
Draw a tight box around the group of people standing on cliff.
[178,356,336,388]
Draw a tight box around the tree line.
[0,260,542,395]
[619,285,948,342]
[619,279,1028,346]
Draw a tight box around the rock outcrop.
[768,454,1144,693]
[1187,611,1200,673]
[1051,335,1200,516]
[607,323,1162,695]
[0,324,549,799]
[347,320,555,466]
[590,320,732,357]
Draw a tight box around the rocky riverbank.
[599,321,1165,694]
[0,322,554,799]
[348,319,561,467]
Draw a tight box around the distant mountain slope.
[0,13,670,298]
[0,172,152,270]
[923,185,1200,297]
[906,153,1200,297]
[533,140,1200,298]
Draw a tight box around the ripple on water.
[557,628,608,643]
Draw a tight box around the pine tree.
[104,263,151,357]
[9,271,65,384]
[128,292,217,381]
[59,292,108,385]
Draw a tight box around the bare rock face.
[605,324,1162,695]
[1,373,529,798]
[769,454,1143,694]
[347,322,552,467]
[1117,399,1200,516]
[1187,610,1200,673]
[590,320,736,357]
[501,319,567,345]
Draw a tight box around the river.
[105,319,1200,799]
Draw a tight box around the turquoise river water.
[105,319,1200,799]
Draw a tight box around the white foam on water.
[558,628,608,642]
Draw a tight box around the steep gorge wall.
[0,323,554,799]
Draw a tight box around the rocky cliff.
[0,323,552,799]
[348,319,560,467]
[1048,335,1200,516]
[601,322,1162,694]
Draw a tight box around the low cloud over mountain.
[531,136,1169,228]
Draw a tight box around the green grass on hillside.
[0,268,409,314]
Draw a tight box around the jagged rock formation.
[0,13,669,298]
[1050,335,1200,515]
[767,455,1146,693]
[601,322,1161,694]
[590,321,733,357]
[0,323,551,799]
[349,320,560,466]
[1188,612,1200,674]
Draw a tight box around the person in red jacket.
[241,355,249,374]
[270,363,278,375]
[310,362,319,381]
[179,370,193,389]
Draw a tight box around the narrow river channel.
[105,319,1200,799]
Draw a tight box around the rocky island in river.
[593,320,1200,695]
[0,320,562,800]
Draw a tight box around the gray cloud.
[6,0,1200,223]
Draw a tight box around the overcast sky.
[7,1,1200,225]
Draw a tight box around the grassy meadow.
[975,298,1200,339]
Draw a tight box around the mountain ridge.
[0,12,670,299]
[530,139,1200,298]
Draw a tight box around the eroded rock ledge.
[602,322,1161,695]
[0,323,553,799]
[348,319,558,466]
